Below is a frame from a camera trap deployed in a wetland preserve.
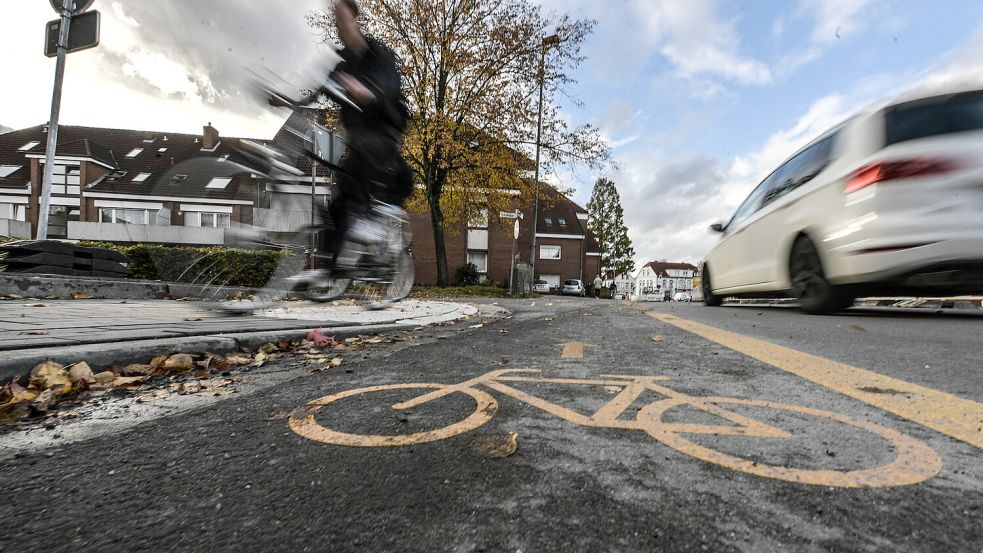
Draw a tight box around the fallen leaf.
[113,376,149,388]
[19,330,49,336]
[651,336,665,342]
[123,364,153,376]
[469,324,485,329]
[193,370,211,381]
[252,352,270,367]
[498,329,509,334]
[259,343,279,355]
[470,432,518,459]
[850,324,868,333]
[148,355,169,371]
[330,357,343,368]
[334,344,348,351]
[365,337,384,344]
[162,354,194,372]
[93,371,116,384]
[70,292,94,300]
[31,389,57,413]
[27,304,47,308]
[183,317,203,322]
[225,354,252,365]
[6,294,24,300]
[30,362,71,394]
[68,362,96,384]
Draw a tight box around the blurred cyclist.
[319,0,412,268]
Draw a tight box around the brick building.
[0,119,600,286]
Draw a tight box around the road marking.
[557,342,595,359]
[290,369,941,488]
[649,312,983,449]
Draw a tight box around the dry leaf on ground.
[850,324,868,333]
[113,376,150,388]
[162,354,194,372]
[470,432,518,459]
[70,292,94,300]
[330,357,343,368]
[651,336,665,342]
[183,317,203,322]
[123,364,153,376]
[19,330,49,336]
[68,362,96,384]
[31,389,57,412]
[225,353,253,366]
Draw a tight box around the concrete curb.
[0,321,433,383]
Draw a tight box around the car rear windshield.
[564,280,579,285]
[885,90,983,146]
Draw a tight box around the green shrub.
[80,242,294,288]
[455,263,481,286]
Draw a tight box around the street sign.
[513,219,520,240]
[45,10,100,58]
[49,0,95,15]
[500,210,523,220]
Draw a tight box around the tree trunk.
[427,181,449,286]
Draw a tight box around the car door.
[710,174,777,289]
[734,135,837,287]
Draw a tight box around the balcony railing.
[68,222,225,245]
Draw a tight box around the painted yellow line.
[557,342,595,359]
[649,312,983,449]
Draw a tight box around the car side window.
[728,171,780,230]
[762,134,836,207]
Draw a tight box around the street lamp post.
[529,34,559,283]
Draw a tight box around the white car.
[672,291,692,302]
[561,279,586,296]
[702,88,983,314]
[533,280,550,294]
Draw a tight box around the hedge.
[81,242,295,288]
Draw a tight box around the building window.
[0,203,27,221]
[540,245,561,260]
[467,251,488,273]
[558,218,567,226]
[205,177,232,189]
[131,173,152,183]
[0,165,22,178]
[544,217,553,226]
[125,148,144,158]
[18,141,41,151]
[98,207,157,225]
[468,208,488,228]
[186,212,231,228]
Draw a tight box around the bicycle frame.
[394,369,788,438]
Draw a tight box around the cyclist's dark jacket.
[330,37,411,206]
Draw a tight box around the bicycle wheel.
[636,396,942,488]
[300,276,352,303]
[289,383,497,446]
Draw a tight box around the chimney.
[202,122,219,150]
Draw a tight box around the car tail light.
[846,158,960,194]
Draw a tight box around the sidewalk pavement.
[0,298,478,380]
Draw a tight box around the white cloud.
[637,0,772,85]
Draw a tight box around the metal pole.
[509,229,517,294]
[529,41,547,282]
[311,161,317,269]
[37,0,73,240]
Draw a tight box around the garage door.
[540,274,560,288]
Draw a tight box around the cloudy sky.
[3,1,983,268]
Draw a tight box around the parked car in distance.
[673,291,693,302]
[533,280,550,294]
[702,87,983,314]
[561,279,586,296]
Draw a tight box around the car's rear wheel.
[702,265,723,307]
[789,236,854,314]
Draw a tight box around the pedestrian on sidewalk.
[593,275,603,298]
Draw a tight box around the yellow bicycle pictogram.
[289,369,942,488]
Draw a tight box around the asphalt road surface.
[1,299,981,552]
